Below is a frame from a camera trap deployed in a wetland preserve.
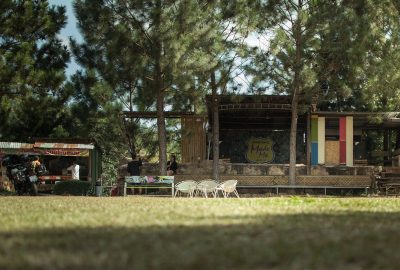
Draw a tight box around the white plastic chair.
[174,180,197,197]
[216,180,240,198]
[196,180,219,198]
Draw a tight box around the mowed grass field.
[1,196,400,270]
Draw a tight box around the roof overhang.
[207,95,310,130]
[0,141,94,156]
[33,142,94,150]
[312,111,400,129]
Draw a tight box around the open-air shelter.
[0,139,102,191]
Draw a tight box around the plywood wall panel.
[325,140,340,165]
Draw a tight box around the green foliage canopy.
[0,0,70,140]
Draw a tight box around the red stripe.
[339,117,346,141]
[340,141,346,164]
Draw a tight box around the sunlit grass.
[1,196,399,269]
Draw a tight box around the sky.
[48,0,82,76]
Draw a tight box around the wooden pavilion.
[123,95,400,189]
[206,95,400,168]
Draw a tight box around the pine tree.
[0,0,70,140]
[184,0,258,180]
[358,0,400,111]
[72,0,221,174]
[248,0,376,184]
[248,0,325,184]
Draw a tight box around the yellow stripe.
[318,117,325,164]
[346,116,353,166]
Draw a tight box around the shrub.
[53,181,91,196]
[0,190,16,196]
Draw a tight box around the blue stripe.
[311,142,318,165]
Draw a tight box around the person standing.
[127,153,142,176]
[167,154,178,176]
[30,156,41,172]
[127,153,143,195]
[67,160,80,180]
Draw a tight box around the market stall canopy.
[0,141,94,156]
[33,142,94,149]
[0,142,36,155]
[0,142,34,149]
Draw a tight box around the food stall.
[0,140,102,192]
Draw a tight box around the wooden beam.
[122,111,204,118]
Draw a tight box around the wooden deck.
[175,175,370,187]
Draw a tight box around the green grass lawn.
[1,196,399,270]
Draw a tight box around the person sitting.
[167,154,178,176]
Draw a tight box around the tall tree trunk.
[289,3,303,185]
[125,87,136,157]
[154,0,167,175]
[157,90,167,175]
[156,60,167,175]
[289,93,299,185]
[211,71,219,180]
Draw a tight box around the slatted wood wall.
[181,116,206,163]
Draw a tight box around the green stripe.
[311,118,318,142]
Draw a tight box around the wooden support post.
[388,129,393,161]
[306,113,311,175]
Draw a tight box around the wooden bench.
[374,172,400,195]
[124,176,174,197]
[380,182,400,196]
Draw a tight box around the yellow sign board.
[246,137,275,163]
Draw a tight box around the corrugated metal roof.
[34,142,94,149]
[0,142,34,149]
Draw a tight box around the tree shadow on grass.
[1,211,399,270]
